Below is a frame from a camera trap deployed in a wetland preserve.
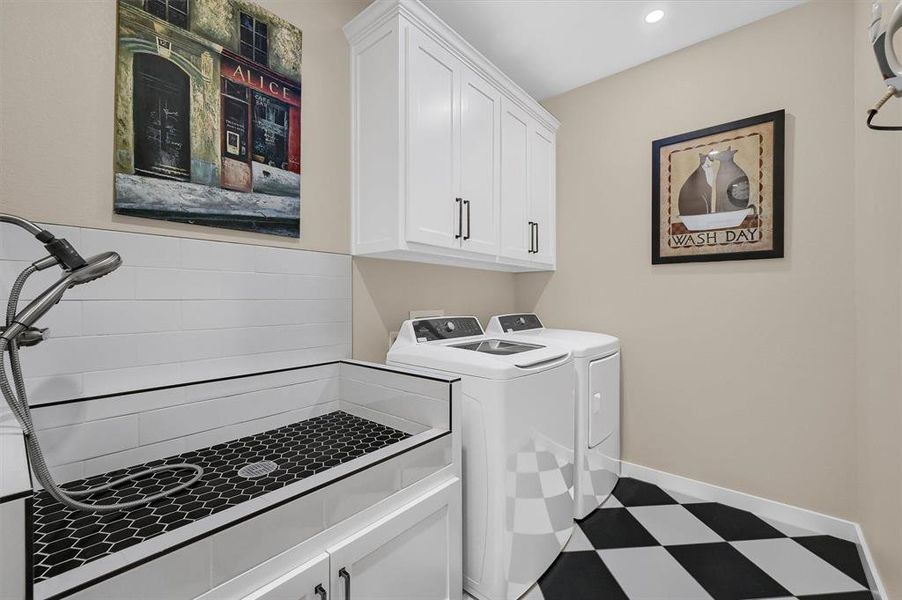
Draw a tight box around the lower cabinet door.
[242,553,330,600]
[327,479,461,600]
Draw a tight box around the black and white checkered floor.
[520,478,875,600]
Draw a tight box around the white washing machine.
[487,314,620,520]
[388,317,575,600]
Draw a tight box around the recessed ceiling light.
[645,9,665,24]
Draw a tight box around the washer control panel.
[496,313,544,332]
[413,317,483,342]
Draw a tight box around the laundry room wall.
[520,0,858,535]
[0,0,360,255]
[520,0,901,590]
[0,0,519,364]
[852,0,902,593]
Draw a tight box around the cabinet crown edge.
[343,0,560,133]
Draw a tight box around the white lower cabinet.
[327,478,460,600]
[242,553,330,600]
[235,479,461,600]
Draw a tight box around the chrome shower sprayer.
[0,213,203,512]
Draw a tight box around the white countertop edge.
[34,428,447,599]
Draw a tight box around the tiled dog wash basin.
[31,411,410,581]
[3,360,456,600]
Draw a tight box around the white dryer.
[487,314,620,520]
[388,317,575,600]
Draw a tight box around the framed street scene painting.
[114,0,302,238]
[652,110,784,264]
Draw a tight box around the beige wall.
[352,258,518,363]
[523,0,902,589]
[0,0,360,254]
[523,1,858,518]
[0,0,517,362]
[853,0,902,593]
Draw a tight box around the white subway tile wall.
[339,362,453,432]
[31,364,342,482]
[0,225,352,404]
[25,361,456,485]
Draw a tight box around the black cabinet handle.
[455,198,463,239]
[315,583,328,600]
[463,200,471,240]
[534,221,539,254]
[339,568,350,599]
[527,222,535,253]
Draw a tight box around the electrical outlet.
[409,309,444,320]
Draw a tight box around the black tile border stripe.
[27,359,459,409]
[0,489,31,505]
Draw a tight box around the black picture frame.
[651,109,785,264]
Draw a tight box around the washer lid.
[388,317,572,379]
[388,341,571,380]
[450,339,544,355]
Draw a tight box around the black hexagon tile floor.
[31,411,409,583]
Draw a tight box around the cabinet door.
[406,27,461,249]
[529,124,556,266]
[242,553,330,600]
[498,99,531,261]
[328,479,461,600]
[459,69,500,256]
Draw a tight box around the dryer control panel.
[412,317,483,342]
[495,313,544,332]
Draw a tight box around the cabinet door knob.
[455,198,463,239]
[339,568,351,599]
[463,200,471,240]
[315,583,328,600]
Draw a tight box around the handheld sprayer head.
[1,252,122,343]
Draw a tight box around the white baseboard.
[620,461,886,598]
[854,522,889,600]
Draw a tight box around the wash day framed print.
[651,110,784,264]
[113,0,302,238]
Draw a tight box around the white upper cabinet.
[406,27,461,250]
[499,98,531,263]
[459,69,501,256]
[528,124,556,267]
[345,0,558,272]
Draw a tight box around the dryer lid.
[487,315,620,358]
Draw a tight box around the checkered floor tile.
[532,478,875,600]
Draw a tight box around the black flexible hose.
[866,108,902,131]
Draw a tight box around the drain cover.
[237,460,278,479]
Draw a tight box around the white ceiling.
[422,0,805,100]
